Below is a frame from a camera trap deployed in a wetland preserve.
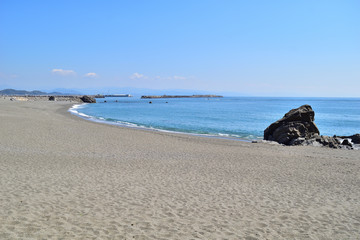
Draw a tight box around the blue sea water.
[71,97,360,140]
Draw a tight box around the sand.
[0,99,359,239]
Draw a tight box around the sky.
[0,0,359,97]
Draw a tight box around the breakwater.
[141,95,223,99]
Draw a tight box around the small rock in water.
[342,139,353,147]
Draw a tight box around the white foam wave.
[68,104,92,119]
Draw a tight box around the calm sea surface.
[71,97,360,140]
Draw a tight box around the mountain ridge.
[0,88,64,96]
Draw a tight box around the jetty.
[104,94,132,97]
[141,95,223,99]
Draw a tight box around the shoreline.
[67,102,359,149]
[68,103,255,143]
[1,99,359,239]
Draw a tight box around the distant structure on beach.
[141,95,223,99]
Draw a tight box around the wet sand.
[0,99,359,239]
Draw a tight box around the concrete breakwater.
[141,94,223,99]
[4,95,97,103]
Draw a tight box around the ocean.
[70,97,360,141]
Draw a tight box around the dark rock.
[80,95,96,103]
[338,134,360,144]
[264,105,320,145]
[341,139,353,147]
[302,138,322,147]
[315,135,340,149]
[289,137,306,145]
[263,105,358,150]
[351,134,360,144]
[339,145,353,150]
[49,96,55,101]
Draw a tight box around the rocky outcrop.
[80,95,96,103]
[264,105,358,149]
[264,105,320,145]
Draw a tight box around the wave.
[68,104,92,118]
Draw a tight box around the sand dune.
[0,99,359,239]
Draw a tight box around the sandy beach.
[0,99,359,239]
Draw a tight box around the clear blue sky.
[1,0,359,96]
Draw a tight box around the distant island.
[141,95,223,99]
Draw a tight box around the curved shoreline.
[67,103,254,142]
